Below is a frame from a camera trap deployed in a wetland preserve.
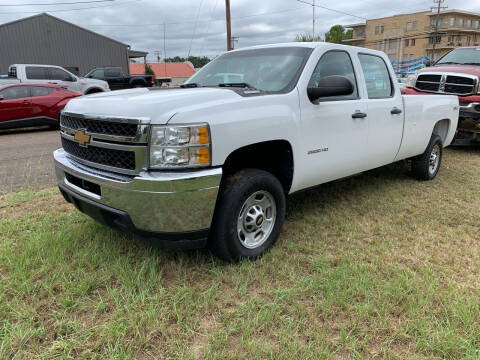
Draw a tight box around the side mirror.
[307,75,354,102]
[425,59,432,67]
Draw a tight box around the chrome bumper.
[460,102,480,116]
[54,148,222,234]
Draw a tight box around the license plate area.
[65,172,101,197]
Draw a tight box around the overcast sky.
[0,0,479,61]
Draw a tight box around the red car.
[0,83,81,130]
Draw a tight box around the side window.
[0,86,30,100]
[358,54,393,99]
[31,86,53,97]
[91,69,105,78]
[105,68,121,77]
[309,51,358,101]
[26,66,49,80]
[49,68,72,81]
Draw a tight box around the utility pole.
[225,0,232,51]
[154,50,161,63]
[431,0,447,55]
[163,23,167,77]
[312,0,315,38]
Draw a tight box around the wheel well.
[432,119,450,144]
[85,88,103,95]
[222,140,294,193]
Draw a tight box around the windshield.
[436,48,480,65]
[184,47,313,92]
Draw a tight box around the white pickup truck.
[53,43,459,261]
[0,64,109,94]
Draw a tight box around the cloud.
[0,0,478,60]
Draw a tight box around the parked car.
[0,64,110,95]
[403,46,480,145]
[53,43,459,262]
[84,67,155,90]
[0,83,81,130]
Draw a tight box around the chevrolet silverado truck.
[0,64,110,94]
[403,47,480,145]
[84,67,156,90]
[53,43,459,262]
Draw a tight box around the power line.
[187,0,205,57]
[0,0,138,15]
[0,0,115,6]
[297,0,367,21]
[84,5,309,27]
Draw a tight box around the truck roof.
[229,42,386,57]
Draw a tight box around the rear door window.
[358,54,394,99]
[0,86,30,100]
[26,66,49,80]
[105,68,121,77]
[31,86,53,97]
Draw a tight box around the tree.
[164,56,211,68]
[295,33,324,42]
[324,25,350,44]
[145,63,155,76]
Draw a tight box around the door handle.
[391,107,402,115]
[48,82,58,84]
[352,112,367,119]
[22,100,29,104]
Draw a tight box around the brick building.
[343,9,480,62]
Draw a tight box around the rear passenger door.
[299,50,370,188]
[357,54,404,167]
[29,86,56,118]
[104,68,124,90]
[25,66,50,85]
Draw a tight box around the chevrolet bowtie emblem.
[74,129,91,147]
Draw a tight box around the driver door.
[48,67,78,93]
[299,50,370,188]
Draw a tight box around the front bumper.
[54,148,222,247]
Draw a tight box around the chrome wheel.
[429,144,441,175]
[237,190,277,249]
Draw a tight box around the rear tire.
[210,169,286,262]
[412,134,443,180]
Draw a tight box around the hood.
[419,64,480,78]
[63,87,243,124]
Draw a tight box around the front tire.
[412,134,443,180]
[210,169,286,262]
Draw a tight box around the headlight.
[104,83,109,89]
[406,74,417,88]
[149,124,211,169]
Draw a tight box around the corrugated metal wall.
[0,14,129,76]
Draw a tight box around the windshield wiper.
[436,62,460,65]
[180,82,199,88]
[461,62,480,65]
[218,82,258,90]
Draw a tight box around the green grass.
[1,148,479,359]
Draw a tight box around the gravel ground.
[0,127,61,194]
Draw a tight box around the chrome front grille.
[60,112,150,175]
[61,114,138,137]
[62,137,136,170]
[415,72,478,96]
